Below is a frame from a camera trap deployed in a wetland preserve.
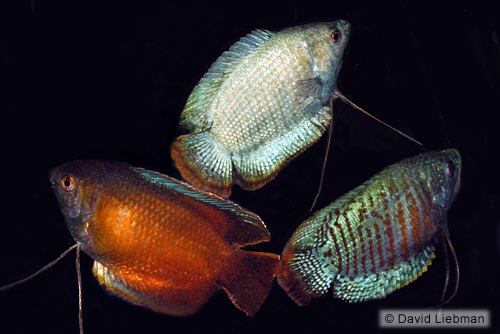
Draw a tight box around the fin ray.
[92,261,216,316]
[221,250,279,317]
[296,77,324,99]
[133,160,271,247]
[333,246,436,302]
[278,246,335,306]
[233,101,331,189]
[170,131,233,197]
[180,30,273,131]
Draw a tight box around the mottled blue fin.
[132,159,271,247]
[92,261,215,316]
[232,99,331,189]
[333,246,436,302]
[180,29,274,131]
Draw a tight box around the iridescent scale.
[171,21,351,197]
[278,149,461,305]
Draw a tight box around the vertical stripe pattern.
[278,149,461,305]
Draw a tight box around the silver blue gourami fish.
[278,149,461,305]
[171,20,351,197]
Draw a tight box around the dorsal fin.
[132,167,271,247]
[224,29,274,63]
[180,29,274,131]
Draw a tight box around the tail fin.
[277,246,333,306]
[220,250,279,317]
[171,132,233,197]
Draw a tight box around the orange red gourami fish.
[49,160,279,317]
[171,21,351,197]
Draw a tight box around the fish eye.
[330,29,341,43]
[61,175,75,191]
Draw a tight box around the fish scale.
[48,160,279,318]
[278,149,461,306]
[172,21,351,197]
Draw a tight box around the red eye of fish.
[61,175,75,191]
[330,29,341,43]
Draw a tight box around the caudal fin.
[221,250,279,317]
[171,132,233,197]
[277,246,333,306]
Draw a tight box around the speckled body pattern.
[50,160,279,317]
[171,21,351,197]
[278,149,461,305]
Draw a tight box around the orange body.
[50,160,278,317]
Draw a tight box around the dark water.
[2,1,499,333]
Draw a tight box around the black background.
[1,1,499,333]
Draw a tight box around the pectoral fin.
[296,77,324,99]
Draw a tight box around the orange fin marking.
[171,133,232,198]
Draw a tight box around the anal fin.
[233,100,331,190]
[333,246,436,302]
[92,261,217,317]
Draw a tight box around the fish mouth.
[447,148,462,196]
[449,148,461,167]
[336,19,351,39]
[49,167,58,186]
[443,148,462,174]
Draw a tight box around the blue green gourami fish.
[278,149,461,305]
[171,21,351,197]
